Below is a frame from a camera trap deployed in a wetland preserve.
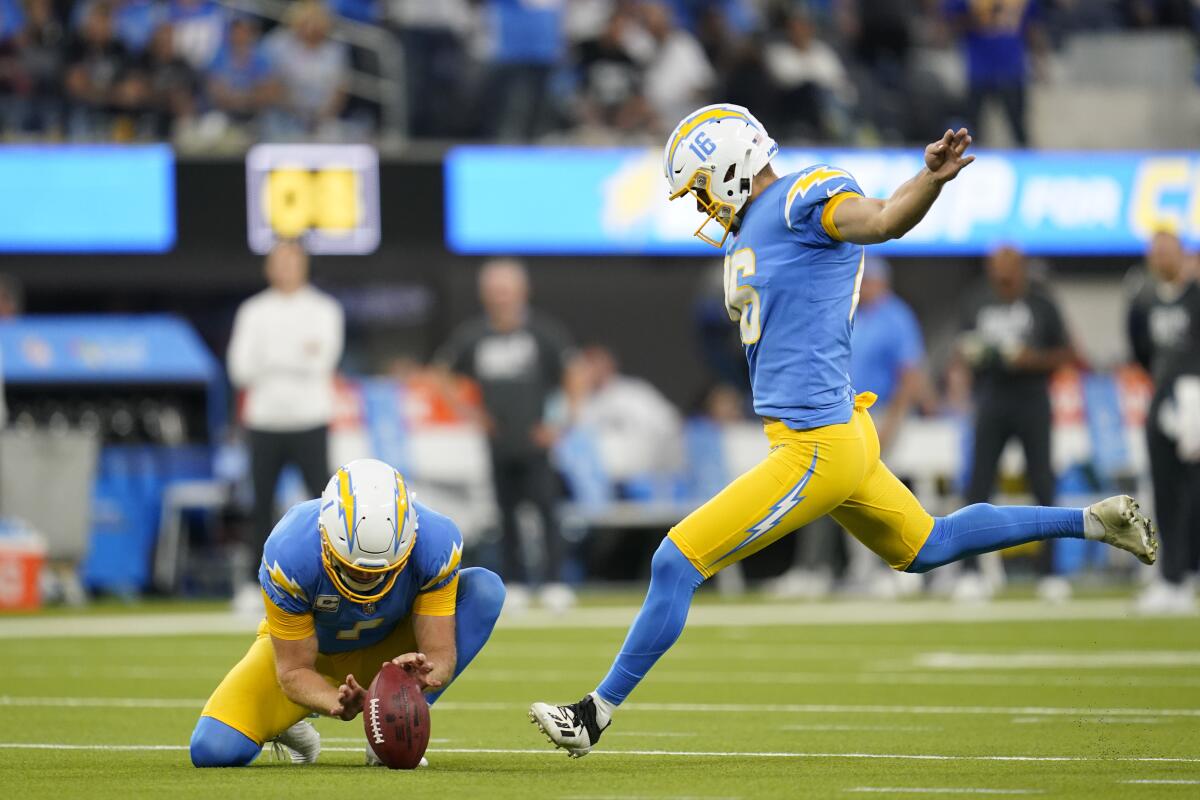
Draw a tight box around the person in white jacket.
[227,241,344,613]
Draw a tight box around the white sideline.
[0,599,1150,639]
[4,695,1200,719]
[1,742,1199,764]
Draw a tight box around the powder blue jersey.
[259,498,463,654]
[724,165,867,430]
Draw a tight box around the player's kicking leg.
[827,408,1157,577]
[903,495,1156,574]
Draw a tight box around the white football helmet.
[318,458,418,604]
[663,104,778,247]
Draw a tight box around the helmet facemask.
[319,529,407,604]
[668,150,755,248]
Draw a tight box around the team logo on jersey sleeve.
[420,542,464,591]
[264,559,308,603]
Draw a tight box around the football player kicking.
[530,104,1158,757]
[190,458,504,767]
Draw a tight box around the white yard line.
[0,742,1197,765]
[7,659,1200,692]
[781,724,942,733]
[846,789,1041,795]
[0,599,1150,639]
[1011,716,1163,725]
[0,696,204,708]
[470,669,1200,689]
[916,651,1200,669]
[614,702,1200,719]
[7,664,1200,690]
[1120,780,1200,785]
[316,743,451,748]
[578,797,740,800]
[4,695,1200,720]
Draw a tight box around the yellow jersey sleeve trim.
[412,573,459,617]
[783,167,852,230]
[262,590,316,640]
[821,192,860,242]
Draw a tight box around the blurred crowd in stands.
[0,0,1196,147]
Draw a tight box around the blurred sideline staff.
[1127,230,1200,615]
[956,246,1074,602]
[227,241,344,613]
[436,258,576,612]
[0,273,21,429]
[571,345,684,483]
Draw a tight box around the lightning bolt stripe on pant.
[668,393,935,578]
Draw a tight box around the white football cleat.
[529,693,610,758]
[365,747,427,767]
[1084,495,1158,565]
[270,720,320,764]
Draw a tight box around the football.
[364,663,431,769]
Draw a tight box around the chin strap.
[729,147,754,234]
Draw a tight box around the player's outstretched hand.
[925,128,975,184]
[332,673,367,720]
[388,652,444,690]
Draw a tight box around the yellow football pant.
[669,393,934,578]
[200,618,417,744]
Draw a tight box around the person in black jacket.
[1127,230,1200,615]
[436,259,577,613]
[956,246,1075,601]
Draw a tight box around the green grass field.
[2,595,1199,798]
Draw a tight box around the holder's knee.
[189,717,260,768]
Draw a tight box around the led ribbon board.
[0,145,175,253]
[246,144,380,255]
[445,147,1200,257]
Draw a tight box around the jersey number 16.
[724,248,761,345]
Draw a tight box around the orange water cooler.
[0,527,46,611]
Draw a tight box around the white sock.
[1082,505,1104,540]
[589,691,616,726]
